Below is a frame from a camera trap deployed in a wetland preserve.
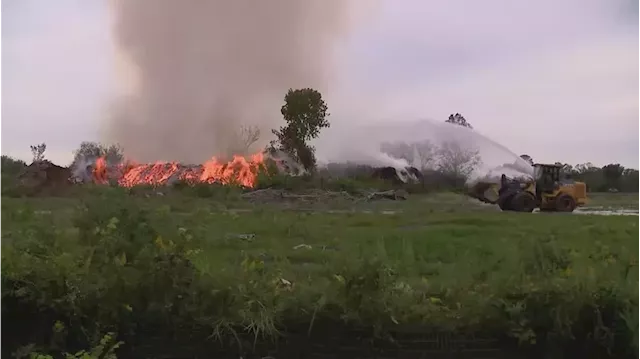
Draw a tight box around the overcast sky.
[2,0,639,167]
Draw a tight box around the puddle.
[221,208,402,215]
[533,207,639,216]
[574,208,638,216]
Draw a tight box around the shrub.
[2,195,199,357]
[1,155,27,175]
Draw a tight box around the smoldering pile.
[372,166,423,184]
[321,162,424,184]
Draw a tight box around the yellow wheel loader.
[470,163,587,213]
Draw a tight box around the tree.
[271,88,330,171]
[228,125,261,155]
[520,154,534,165]
[30,143,46,163]
[1,155,26,175]
[71,142,124,167]
[238,125,261,154]
[414,141,437,170]
[436,141,481,181]
[602,163,625,189]
[445,113,473,129]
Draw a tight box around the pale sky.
[2,0,639,168]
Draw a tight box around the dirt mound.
[16,161,72,194]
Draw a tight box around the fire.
[92,152,265,188]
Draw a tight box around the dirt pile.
[16,161,72,194]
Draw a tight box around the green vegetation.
[2,185,638,358]
[2,90,638,357]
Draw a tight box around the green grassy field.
[2,188,638,358]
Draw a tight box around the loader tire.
[498,191,516,211]
[555,194,576,212]
[511,192,537,212]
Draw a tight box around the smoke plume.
[106,0,356,163]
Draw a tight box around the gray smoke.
[105,0,358,163]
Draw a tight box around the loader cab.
[533,164,562,193]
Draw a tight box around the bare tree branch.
[436,141,481,180]
[30,143,47,163]
[228,125,262,155]
[240,125,261,152]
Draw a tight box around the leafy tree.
[271,88,330,172]
[71,142,124,167]
[445,113,473,129]
[619,168,639,192]
[520,154,534,165]
[30,143,47,163]
[602,163,625,189]
[1,155,26,175]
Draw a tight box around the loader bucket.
[468,182,500,204]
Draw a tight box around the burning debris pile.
[71,149,305,189]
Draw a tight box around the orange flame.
[92,152,265,188]
[93,157,108,184]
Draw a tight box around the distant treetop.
[445,113,473,129]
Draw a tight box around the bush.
[2,195,199,357]
[1,156,27,195]
[1,155,27,175]
[165,181,243,199]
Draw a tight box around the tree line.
[2,90,636,193]
[520,155,638,193]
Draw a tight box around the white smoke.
[315,117,534,182]
[105,0,367,163]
